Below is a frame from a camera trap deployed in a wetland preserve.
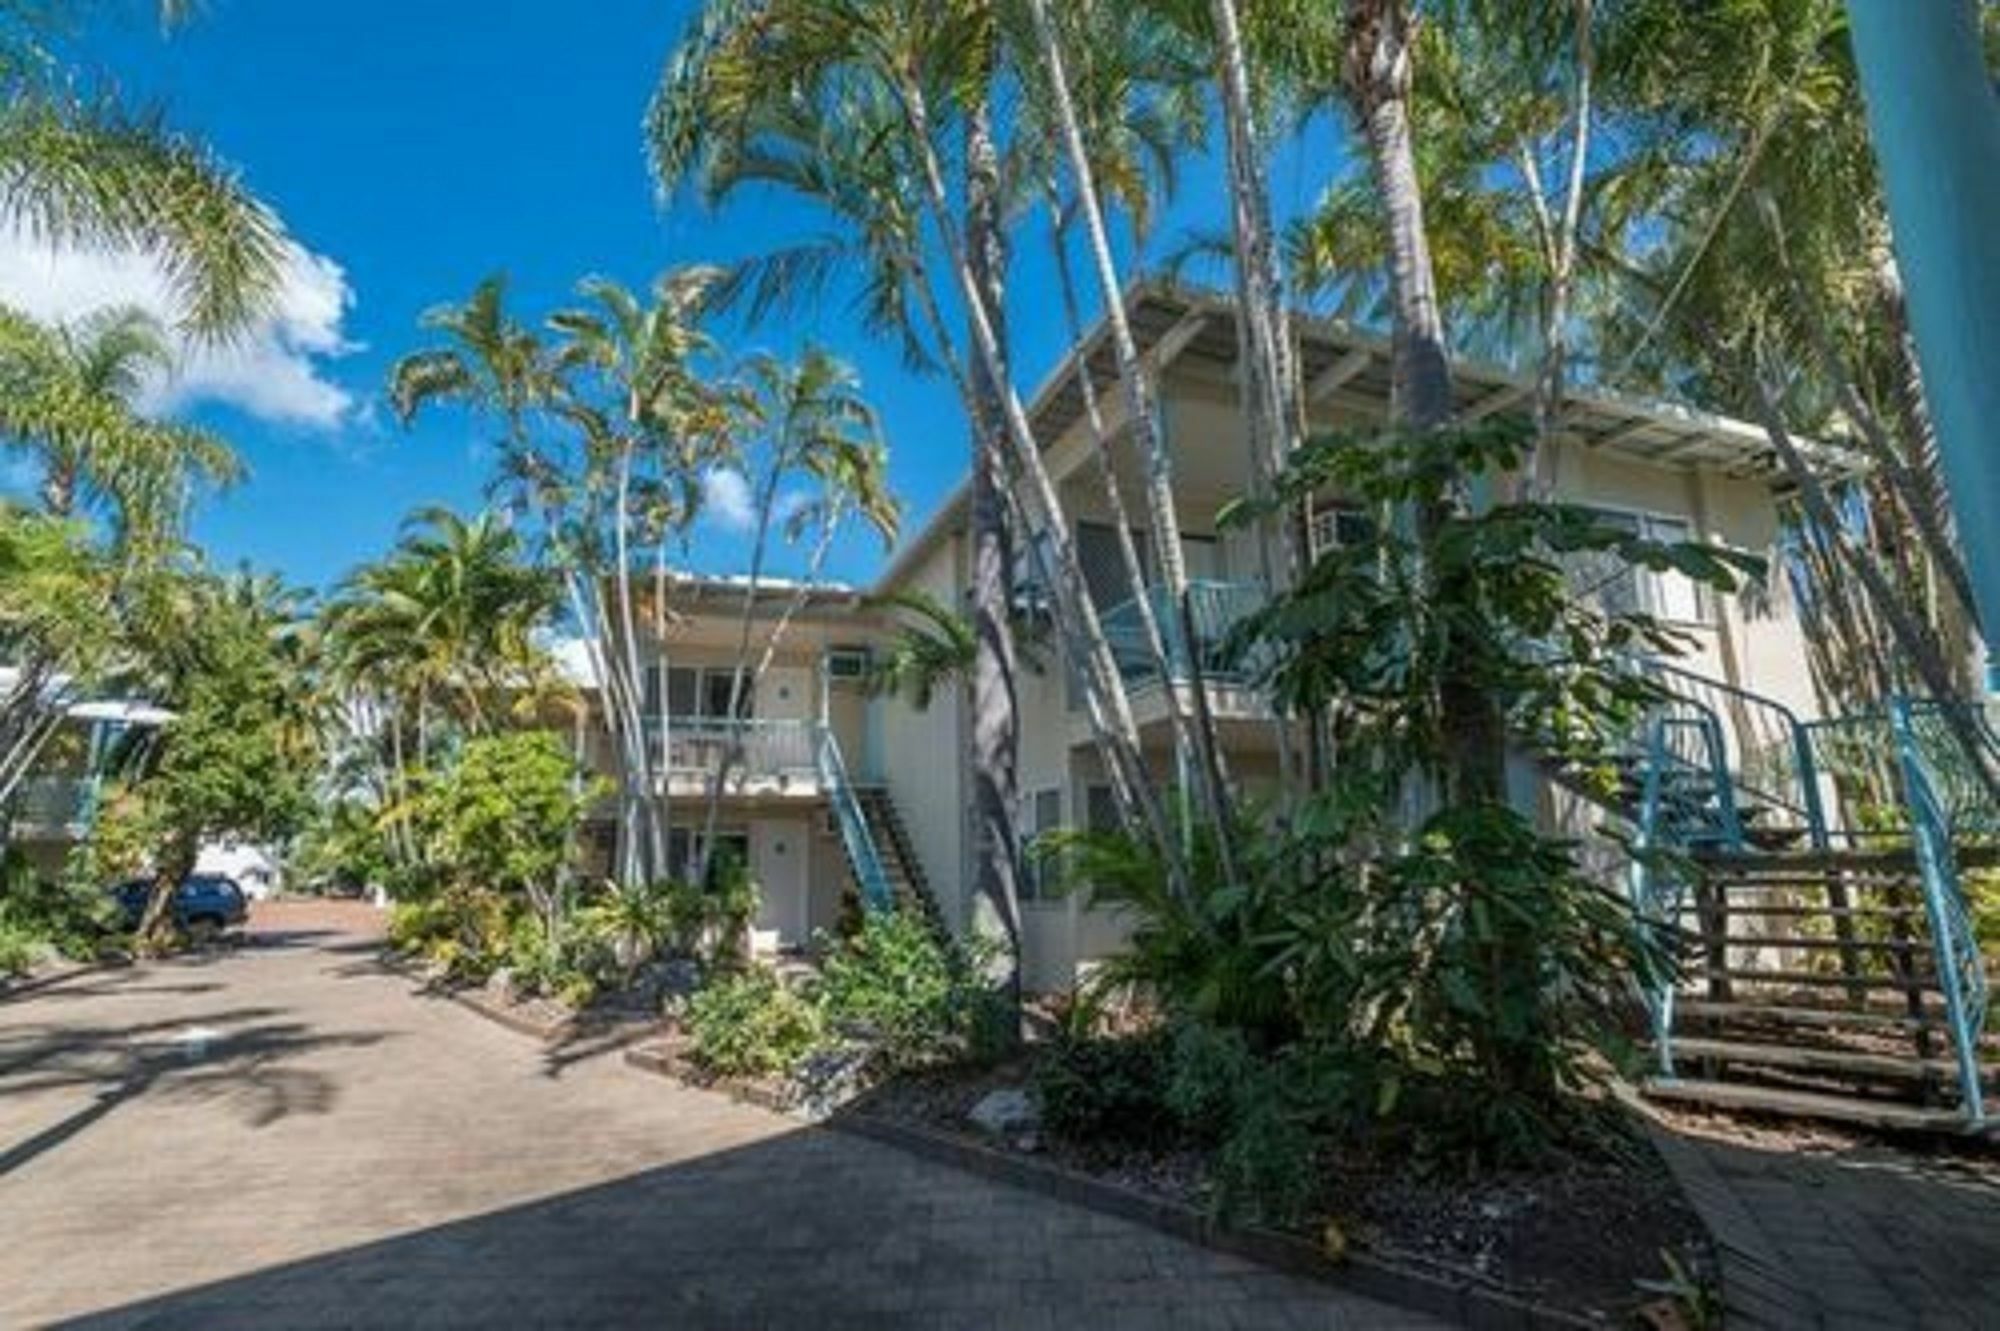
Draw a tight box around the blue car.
[111,874,250,935]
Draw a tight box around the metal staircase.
[813,725,944,929]
[814,725,895,914]
[1618,666,1998,1131]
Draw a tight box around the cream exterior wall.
[872,531,970,933]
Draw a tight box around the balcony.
[1100,580,1267,686]
[1094,580,1272,737]
[639,717,822,796]
[6,776,99,837]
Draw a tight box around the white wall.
[874,532,969,932]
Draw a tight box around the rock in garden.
[967,1087,1039,1138]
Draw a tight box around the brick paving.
[1651,1118,2000,1329]
[0,901,1443,1329]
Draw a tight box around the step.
[1676,998,1941,1033]
[1641,1077,1976,1131]
[1707,903,1921,919]
[1665,1037,1972,1082]
[1713,934,1926,951]
[1697,851,1924,877]
[1700,968,1936,992]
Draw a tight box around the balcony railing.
[1099,580,1267,686]
[640,717,819,784]
[6,775,98,833]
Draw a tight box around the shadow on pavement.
[45,1121,1341,1331]
[0,1006,397,1177]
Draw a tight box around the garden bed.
[844,1058,1716,1325]
[384,949,671,1048]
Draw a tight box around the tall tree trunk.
[1744,356,2000,805]
[1516,0,1593,497]
[1345,0,1503,807]
[1028,0,1229,863]
[1210,0,1306,802]
[898,77,1185,896]
[964,99,1024,1011]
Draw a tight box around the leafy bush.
[1034,1028,1176,1149]
[818,910,1003,1070]
[576,879,678,983]
[417,732,600,936]
[386,887,511,981]
[0,919,48,976]
[684,966,824,1079]
[1,849,116,959]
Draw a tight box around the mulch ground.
[853,1059,1714,1323]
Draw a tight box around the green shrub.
[386,888,511,981]
[576,879,677,982]
[818,910,1002,1070]
[684,967,823,1079]
[1,851,116,959]
[1034,1029,1176,1149]
[0,919,48,976]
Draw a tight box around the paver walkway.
[1,902,1443,1329]
[1651,1115,2000,1328]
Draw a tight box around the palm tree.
[321,508,563,873]
[0,304,241,555]
[548,266,733,878]
[0,3,284,339]
[651,2,1188,994]
[693,345,899,883]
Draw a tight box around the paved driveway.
[1,903,1442,1329]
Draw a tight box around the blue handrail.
[1627,699,1743,1076]
[1889,698,1988,1124]
[1639,659,1829,849]
[815,724,894,914]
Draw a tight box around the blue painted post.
[1847,0,2000,640]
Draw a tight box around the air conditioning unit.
[825,647,871,679]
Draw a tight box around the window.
[1084,784,1119,835]
[703,670,753,719]
[666,827,750,888]
[1020,787,1064,902]
[1308,503,1373,559]
[1568,508,1711,625]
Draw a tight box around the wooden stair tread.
[1666,1036,1970,1081]
[1707,904,1920,919]
[1700,968,1936,990]
[1714,934,1924,950]
[1642,1077,1974,1131]
[1676,998,1940,1032]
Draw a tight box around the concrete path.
[1652,1116,2000,1329]
[1,902,1442,1329]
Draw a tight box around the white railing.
[641,717,818,783]
[6,776,97,831]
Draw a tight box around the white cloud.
[0,227,361,430]
[701,467,756,532]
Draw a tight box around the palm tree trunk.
[1346,0,1503,809]
[964,97,1025,1007]
[903,227,1158,849]
[1209,0,1306,802]
[1028,0,1227,859]
[1743,360,2000,805]
[898,75,1184,896]
[1515,0,1593,497]
[697,462,782,888]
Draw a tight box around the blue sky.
[4,1,1346,593]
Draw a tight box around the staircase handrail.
[1888,698,1988,1124]
[1638,658,1830,849]
[815,723,894,913]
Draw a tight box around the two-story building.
[581,283,1835,991]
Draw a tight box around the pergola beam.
[1306,348,1373,403]
[1456,382,1532,423]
